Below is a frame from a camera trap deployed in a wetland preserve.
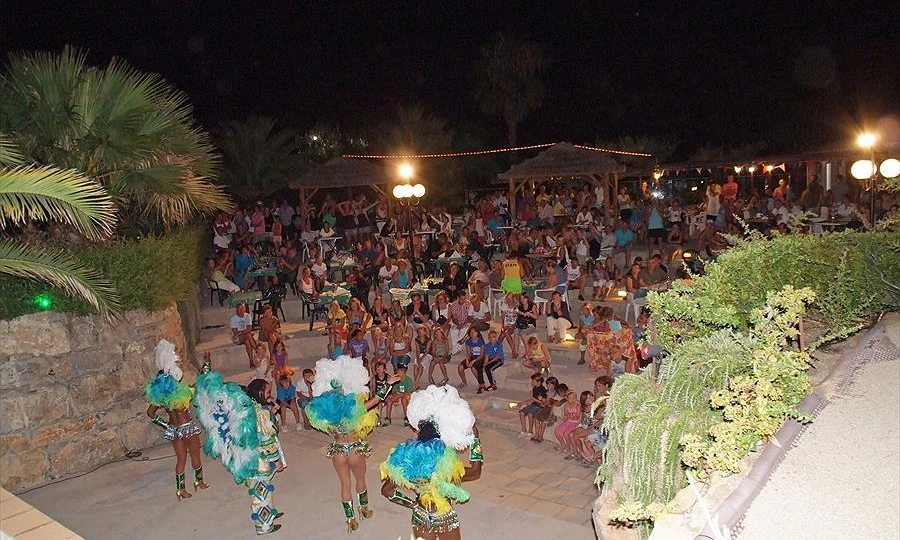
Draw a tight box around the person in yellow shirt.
[501,251,523,294]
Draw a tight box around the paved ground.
[20,421,599,540]
[739,315,900,540]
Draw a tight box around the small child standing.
[297,369,314,430]
[311,257,328,290]
[347,328,370,366]
[371,361,391,427]
[553,390,581,454]
[575,303,595,365]
[517,373,547,440]
[482,329,505,392]
[460,327,486,390]
[275,375,303,431]
[385,364,414,427]
[533,379,566,443]
[430,326,451,386]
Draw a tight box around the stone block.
[30,417,96,448]
[0,312,71,356]
[0,450,49,493]
[67,315,98,351]
[121,417,158,451]
[0,387,72,434]
[48,429,123,478]
[0,355,52,391]
[0,433,31,455]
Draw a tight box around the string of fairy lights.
[342,142,652,159]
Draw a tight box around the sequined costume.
[163,421,203,441]
[246,403,283,535]
[193,368,285,535]
[145,339,207,499]
[304,355,389,532]
[380,385,482,538]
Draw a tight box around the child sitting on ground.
[384,364,414,427]
[275,375,303,431]
[517,373,548,441]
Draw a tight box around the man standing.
[448,290,472,355]
[230,303,257,365]
[277,199,295,241]
[613,219,634,270]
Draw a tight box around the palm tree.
[0,133,120,316]
[214,116,308,197]
[474,33,547,149]
[0,47,232,233]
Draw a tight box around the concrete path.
[20,422,598,540]
[739,315,900,540]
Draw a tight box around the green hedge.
[0,226,207,320]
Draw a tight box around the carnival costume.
[305,355,392,532]
[193,367,285,535]
[145,339,206,499]
[380,385,483,536]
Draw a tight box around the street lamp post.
[855,133,877,223]
[393,163,426,279]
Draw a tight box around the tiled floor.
[1,488,84,540]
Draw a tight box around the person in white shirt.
[832,196,856,220]
[565,258,587,301]
[593,185,605,210]
[575,206,594,228]
[311,257,328,289]
[771,199,791,226]
[378,257,398,292]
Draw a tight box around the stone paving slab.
[19,421,599,540]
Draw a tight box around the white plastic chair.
[624,295,647,324]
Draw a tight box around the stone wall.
[0,304,189,493]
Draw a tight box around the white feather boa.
[406,385,475,450]
[311,355,370,397]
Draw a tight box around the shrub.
[600,228,898,532]
[0,226,207,320]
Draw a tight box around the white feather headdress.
[154,339,183,381]
[311,355,370,397]
[406,385,475,450]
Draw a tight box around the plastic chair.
[624,295,647,325]
[207,280,229,307]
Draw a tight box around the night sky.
[2,0,898,158]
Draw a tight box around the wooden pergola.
[289,157,391,209]
[496,142,624,223]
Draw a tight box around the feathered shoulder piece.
[146,373,193,410]
[380,438,469,514]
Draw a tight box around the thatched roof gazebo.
[289,157,391,208]
[496,142,624,222]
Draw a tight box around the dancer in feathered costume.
[193,364,286,535]
[145,340,209,501]
[380,385,483,539]
[304,355,399,533]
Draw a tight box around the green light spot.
[34,293,53,310]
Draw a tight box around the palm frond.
[0,133,24,166]
[0,166,116,239]
[0,239,121,317]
